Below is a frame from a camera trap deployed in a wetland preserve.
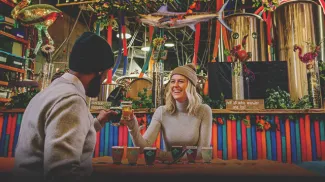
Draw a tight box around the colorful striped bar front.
[0,113,325,163]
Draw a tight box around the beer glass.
[121,101,132,121]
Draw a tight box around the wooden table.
[0,157,320,181]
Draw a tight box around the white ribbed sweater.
[127,101,213,157]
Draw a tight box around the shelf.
[1,108,325,114]
[0,64,25,73]
[0,0,15,7]
[0,98,10,102]
[0,81,8,86]
[0,50,27,61]
[0,30,29,45]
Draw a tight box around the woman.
[122,63,212,158]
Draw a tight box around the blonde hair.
[165,79,202,116]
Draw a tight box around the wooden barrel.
[126,78,152,100]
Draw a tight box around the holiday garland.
[92,0,175,26]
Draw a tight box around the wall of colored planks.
[1,112,325,163]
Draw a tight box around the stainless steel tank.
[224,13,269,99]
[273,0,324,107]
[224,13,269,62]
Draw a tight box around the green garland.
[265,86,312,110]
[202,93,226,109]
[5,88,40,109]
[319,61,325,99]
[92,0,175,25]
[122,88,154,109]
[252,0,279,12]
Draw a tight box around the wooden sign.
[225,99,264,110]
[90,101,111,110]
[152,50,168,60]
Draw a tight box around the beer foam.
[127,147,140,149]
[171,146,183,148]
[186,146,198,149]
[112,146,124,149]
[202,146,213,149]
[144,147,157,150]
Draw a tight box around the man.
[13,32,117,181]
[51,70,66,82]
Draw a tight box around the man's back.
[13,75,96,180]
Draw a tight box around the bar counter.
[91,157,318,177]
[1,109,325,164]
[0,156,319,180]
[1,108,325,114]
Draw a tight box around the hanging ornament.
[41,44,55,55]
[11,0,63,58]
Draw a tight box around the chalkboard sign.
[225,99,264,110]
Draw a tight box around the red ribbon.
[107,19,112,46]
[192,0,201,65]
[192,23,201,65]
[149,25,154,42]
[266,11,272,46]
[122,25,128,56]
[212,0,223,60]
[106,16,113,84]
[254,6,264,15]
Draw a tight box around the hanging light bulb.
[116,27,132,39]
[164,42,175,47]
[141,39,150,52]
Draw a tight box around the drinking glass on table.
[186,146,198,164]
[144,147,157,166]
[121,101,133,121]
[201,146,213,163]
[171,146,183,163]
[127,147,140,166]
[112,146,124,164]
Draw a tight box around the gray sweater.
[13,73,102,180]
[127,101,212,157]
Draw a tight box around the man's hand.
[97,109,118,126]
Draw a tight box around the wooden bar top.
[1,108,325,114]
[0,157,318,177]
[91,157,318,177]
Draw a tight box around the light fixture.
[141,46,150,52]
[116,28,132,39]
[141,41,150,52]
[164,42,175,47]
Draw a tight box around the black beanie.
[69,32,114,74]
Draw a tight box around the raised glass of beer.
[109,106,122,126]
[121,101,133,121]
